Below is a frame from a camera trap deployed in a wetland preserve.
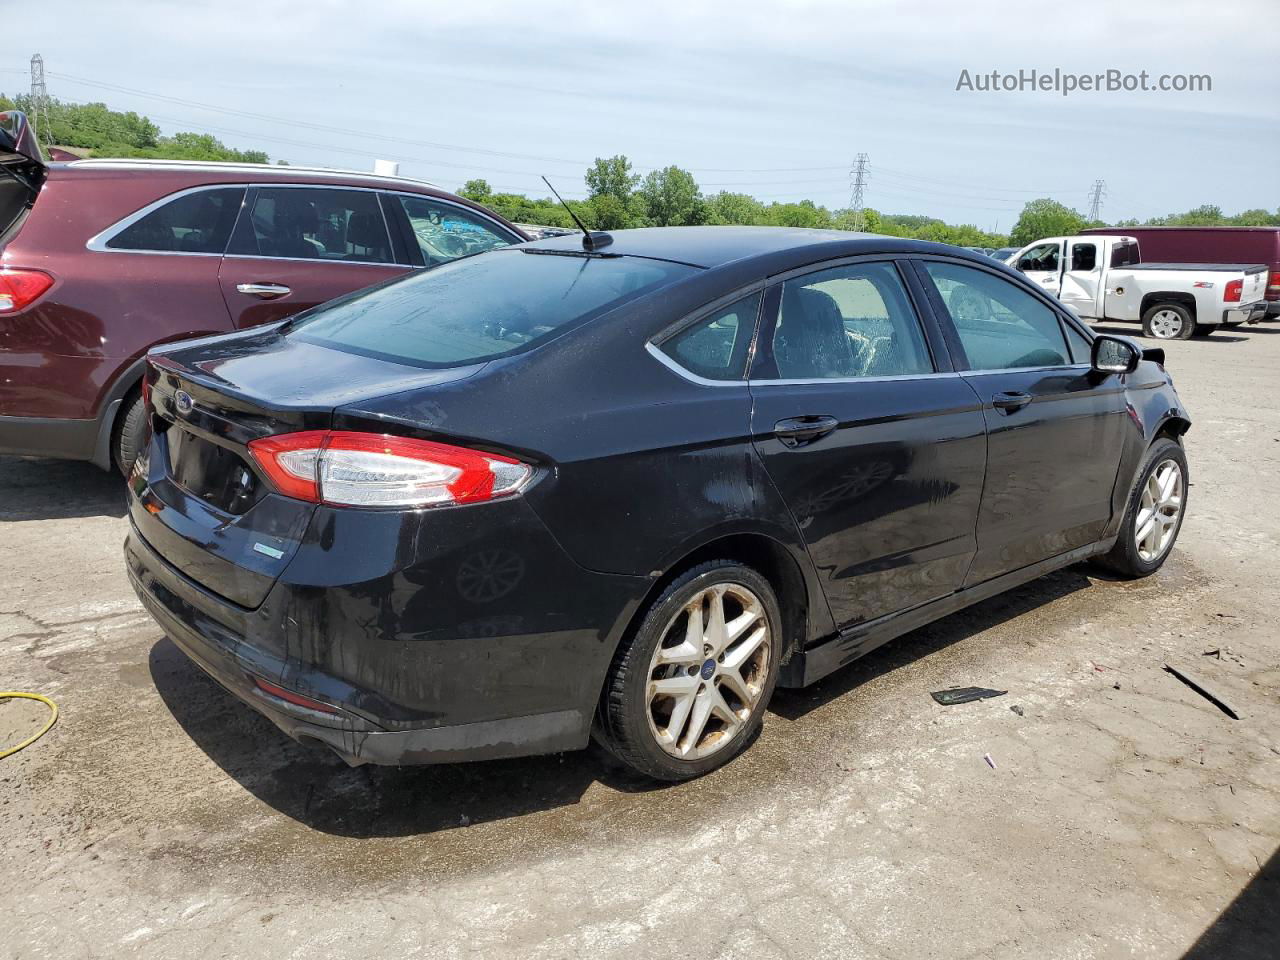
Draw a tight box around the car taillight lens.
[1224,279,1243,303]
[1269,271,1280,291]
[0,268,53,313]
[247,431,532,508]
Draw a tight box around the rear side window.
[1071,243,1097,271]
[397,196,516,266]
[922,261,1069,370]
[290,249,697,368]
[769,262,932,379]
[1111,241,1140,267]
[229,187,391,263]
[106,187,244,254]
[659,293,761,381]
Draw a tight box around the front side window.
[1071,243,1098,272]
[290,249,697,368]
[398,196,516,266]
[922,261,1070,370]
[229,187,391,263]
[769,262,932,380]
[1015,242,1061,272]
[659,293,761,381]
[106,187,244,254]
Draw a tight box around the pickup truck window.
[1016,242,1060,272]
[1111,241,1140,267]
[1071,243,1098,272]
[922,261,1070,371]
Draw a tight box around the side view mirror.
[1091,334,1141,374]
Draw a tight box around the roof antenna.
[542,175,612,251]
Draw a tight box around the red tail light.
[1224,279,1243,303]
[247,431,532,508]
[0,268,53,313]
[1269,271,1280,291]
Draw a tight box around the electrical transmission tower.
[29,54,52,144]
[849,153,869,231]
[1087,179,1107,221]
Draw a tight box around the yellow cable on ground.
[0,692,58,759]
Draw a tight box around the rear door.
[1013,238,1065,296]
[218,185,411,329]
[747,258,987,629]
[912,257,1126,585]
[1058,240,1103,318]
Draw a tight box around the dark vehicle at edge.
[124,225,1191,781]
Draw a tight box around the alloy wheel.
[645,583,772,760]
[1148,309,1183,339]
[1135,459,1183,562]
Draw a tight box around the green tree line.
[4,96,1276,244]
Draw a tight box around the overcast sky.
[9,0,1278,227]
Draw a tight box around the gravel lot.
[2,322,1278,959]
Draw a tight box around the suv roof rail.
[64,157,440,189]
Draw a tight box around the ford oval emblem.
[174,390,194,415]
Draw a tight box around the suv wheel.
[112,391,146,476]
[599,561,782,781]
[1142,303,1196,340]
[1096,438,1188,578]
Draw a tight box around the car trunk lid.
[0,111,47,243]
[131,327,483,608]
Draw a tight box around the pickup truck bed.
[1129,262,1269,273]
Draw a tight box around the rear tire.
[598,560,782,781]
[112,391,146,476]
[1095,438,1188,578]
[1142,303,1196,340]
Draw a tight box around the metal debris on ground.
[983,754,997,770]
[931,686,1008,706]
[1163,664,1240,720]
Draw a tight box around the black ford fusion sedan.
[125,226,1190,781]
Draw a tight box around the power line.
[849,153,869,231]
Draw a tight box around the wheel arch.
[89,355,148,470]
[1140,292,1196,320]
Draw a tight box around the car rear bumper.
[125,490,649,765]
[1223,301,1268,325]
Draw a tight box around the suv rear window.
[107,187,245,254]
[289,249,698,367]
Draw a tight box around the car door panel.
[1058,241,1103,318]
[219,185,411,329]
[746,259,986,629]
[912,257,1127,586]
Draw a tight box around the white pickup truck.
[1006,234,1269,339]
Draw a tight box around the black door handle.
[992,391,1033,414]
[774,415,839,447]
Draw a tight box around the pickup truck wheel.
[1142,303,1195,340]
[598,561,782,781]
[1095,438,1188,578]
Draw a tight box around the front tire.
[1096,438,1188,578]
[599,561,782,781]
[1142,303,1196,340]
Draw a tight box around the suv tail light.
[0,268,53,313]
[247,431,532,508]
[1224,279,1243,303]
[1269,271,1280,292]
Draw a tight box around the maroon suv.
[0,111,528,472]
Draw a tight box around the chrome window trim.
[645,341,745,388]
[749,371,963,387]
[86,182,521,260]
[959,363,1091,377]
[85,184,246,254]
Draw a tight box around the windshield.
[289,248,698,368]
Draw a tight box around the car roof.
[522,225,992,271]
[55,157,443,192]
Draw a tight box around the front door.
[748,259,988,629]
[1058,240,1103,319]
[1013,238,1065,297]
[914,258,1126,585]
[219,185,411,329]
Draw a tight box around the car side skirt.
[779,538,1115,688]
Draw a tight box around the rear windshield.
[289,249,698,367]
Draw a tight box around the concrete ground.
[2,322,1278,960]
